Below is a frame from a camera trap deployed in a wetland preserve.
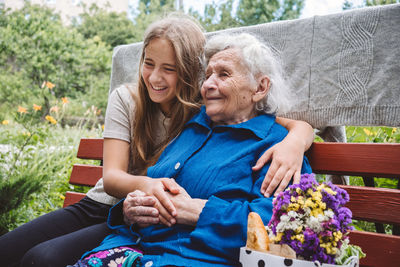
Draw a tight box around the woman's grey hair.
[204,33,292,115]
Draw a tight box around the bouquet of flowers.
[267,173,364,264]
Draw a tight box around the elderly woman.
[73,33,312,267]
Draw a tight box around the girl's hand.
[141,178,180,224]
[252,135,304,197]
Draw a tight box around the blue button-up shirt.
[95,106,311,266]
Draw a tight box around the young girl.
[0,15,314,267]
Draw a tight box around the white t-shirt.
[86,85,170,205]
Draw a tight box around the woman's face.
[201,48,257,125]
[142,38,178,114]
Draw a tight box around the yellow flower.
[333,231,342,242]
[317,184,336,195]
[294,234,305,243]
[22,131,31,136]
[287,202,300,211]
[45,115,57,124]
[101,124,104,131]
[33,104,42,111]
[50,106,59,113]
[363,128,372,136]
[18,106,28,114]
[272,232,283,242]
[59,194,65,200]
[2,120,9,125]
[393,128,397,134]
[45,81,55,89]
[310,207,324,217]
[61,97,69,104]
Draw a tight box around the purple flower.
[268,173,354,264]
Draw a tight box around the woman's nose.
[202,75,216,90]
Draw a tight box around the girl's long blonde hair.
[130,15,205,175]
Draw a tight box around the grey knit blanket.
[109,3,400,129]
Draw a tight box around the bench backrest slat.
[338,185,400,225]
[349,231,400,267]
[77,138,103,160]
[306,142,400,178]
[63,192,86,208]
[69,164,103,187]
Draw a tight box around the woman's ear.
[252,76,270,102]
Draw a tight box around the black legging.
[0,197,112,267]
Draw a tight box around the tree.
[133,0,177,37]
[191,0,305,32]
[74,4,139,48]
[365,0,399,5]
[343,0,399,10]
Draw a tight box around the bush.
[0,90,103,234]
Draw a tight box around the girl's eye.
[165,67,176,72]
[144,61,154,67]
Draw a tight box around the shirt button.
[145,261,153,267]
[174,162,181,170]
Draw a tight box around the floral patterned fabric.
[68,246,142,267]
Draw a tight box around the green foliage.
[189,0,239,32]
[0,122,103,234]
[190,0,304,32]
[346,126,400,143]
[343,0,399,10]
[74,4,139,48]
[0,3,111,114]
[133,0,176,36]
[365,0,400,5]
[0,172,43,235]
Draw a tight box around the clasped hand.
[123,178,206,227]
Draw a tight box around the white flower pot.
[239,247,359,267]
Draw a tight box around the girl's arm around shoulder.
[252,117,314,197]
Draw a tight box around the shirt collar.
[186,105,276,139]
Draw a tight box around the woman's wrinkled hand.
[252,135,304,197]
[165,185,207,226]
[123,190,160,228]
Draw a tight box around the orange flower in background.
[50,106,59,113]
[2,120,9,125]
[45,115,57,124]
[33,104,42,111]
[45,81,55,89]
[61,97,69,104]
[18,106,28,114]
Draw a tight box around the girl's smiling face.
[142,38,178,114]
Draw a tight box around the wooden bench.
[65,138,400,267]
